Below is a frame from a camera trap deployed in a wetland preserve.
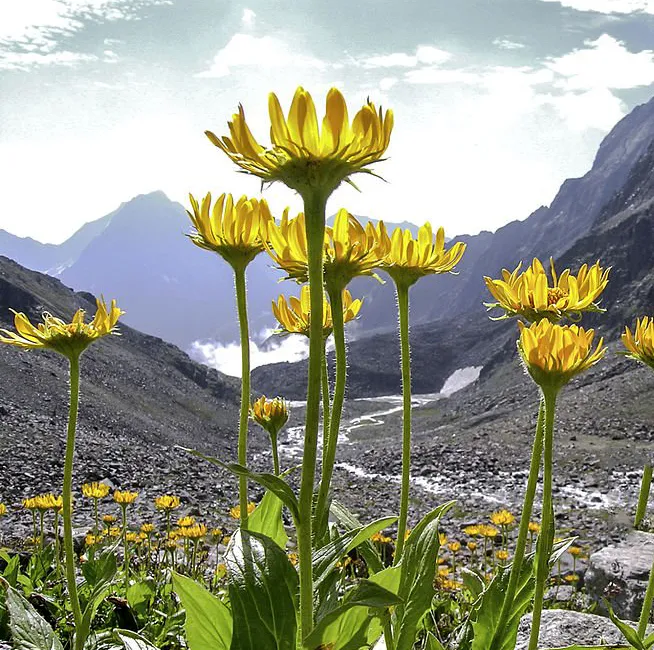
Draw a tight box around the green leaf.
[3,582,63,650]
[172,572,232,650]
[313,517,397,589]
[126,581,156,621]
[608,606,645,650]
[2,553,20,587]
[81,551,117,589]
[645,631,654,649]
[226,530,298,650]
[304,581,400,650]
[181,448,300,523]
[113,630,161,650]
[425,633,447,650]
[460,568,485,599]
[394,502,454,650]
[330,501,384,574]
[248,490,289,550]
[368,565,402,595]
[548,646,630,650]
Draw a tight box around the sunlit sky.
[1,0,653,244]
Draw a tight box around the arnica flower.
[439,532,448,545]
[0,503,5,517]
[82,482,110,500]
[113,490,138,505]
[177,516,196,528]
[568,546,583,557]
[186,192,272,269]
[0,298,123,359]
[140,523,155,534]
[178,523,207,540]
[518,320,606,391]
[484,258,610,323]
[272,286,362,338]
[205,86,393,195]
[496,550,510,562]
[23,497,38,511]
[467,541,477,552]
[250,396,289,437]
[622,317,654,370]
[266,209,385,289]
[528,521,541,534]
[154,495,181,512]
[103,514,116,525]
[463,525,480,537]
[448,541,461,553]
[490,509,515,526]
[479,524,499,539]
[378,222,466,288]
[229,503,256,520]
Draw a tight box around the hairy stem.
[321,344,331,462]
[234,263,251,530]
[635,464,653,529]
[394,281,412,563]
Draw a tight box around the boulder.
[585,530,654,620]
[516,610,651,649]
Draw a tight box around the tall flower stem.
[638,557,654,636]
[321,344,331,461]
[528,388,558,650]
[271,433,281,476]
[490,400,545,650]
[635,464,653,529]
[233,262,251,530]
[121,505,129,590]
[297,188,328,643]
[394,280,412,563]
[63,355,83,650]
[315,286,346,543]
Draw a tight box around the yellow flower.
[568,546,583,557]
[205,86,393,195]
[439,532,448,545]
[622,317,654,370]
[186,192,272,268]
[378,222,466,287]
[0,503,6,517]
[528,521,541,534]
[438,566,450,577]
[490,510,515,527]
[463,525,480,537]
[177,516,196,528]
[102,514,116,525]
[154,495,181,512]
[82,482,110,500]
[272,286,362,338]
[484,258,609,323]
[287,552,299,566]
[0,298,123,359]
[113,490,138,505]
[467,541,477,552]
[447,541,461,553]
[210,528,225,543]
[250,396,289,437]
[140,523,155,534]
[215,563,227,579]
[23,497,38,511]
[479,525,499,539]
[125,532,140,543]
[370,532,393,544]
[518,320,606,391]
[496,550,510,562]
[85,534,101,547]
[266,208,385,289]
[564,573,580,583]
[229,503,256,520]
[178,523,207,540]
[108,526,121,538]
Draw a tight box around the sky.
[1,0,654,245]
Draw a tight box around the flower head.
[484,258,609,323]
[178,523,207,540]
[490,510,515,527]
[0,503,5,517]
[102,514,116,525]
[266,209,385,289]
[82,482,110,500]
[622,317,654,370]
[272,286,362,338]
[518,320,606,391]
[463,525,480,537]
[0,298,123,359]
[186,192,272,268]
[496,550,510,562]
[155,495,181,512]
[250,396,289,437]
[229,503,256,520]
[528,521,541,534]
[113,490,138,506]
[206,87,393,195]
[141,523,155,534]
[478,525,499,539]
[177,516,195,527]
[378,222,466,287]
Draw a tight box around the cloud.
[189,335,309,378]
[241,8,256,27]
[538,0,654,14]
[196,33,328,78]
[493,38,526,50]
[361,45,452,69]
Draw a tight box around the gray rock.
[516,610,652,649]
[585,531,654,620]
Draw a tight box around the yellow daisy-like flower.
[140,523,155,534]
[378,222,466,287]
[125,532,140,544]
[467,541,477,552]
[528,521,541,534]
[206,86,393,195]
[622,317,654,370]
[463,525,480,537]
[490,510,515,526]
[0,298,123,359]
[518,320,606,391]
[447,541,461,553]
[478,525,499,539]
[229,503,256,520]
[178,523,207,540]
[23,497,38,511]
[85,534,101,547]
[113,490,138,505]
[0,503,6,517]
[82,482,110,500]
[439,532,448,545]
[568,546,583,557]
[496,550,510,562]
[154,495,181,512]
[484,258,610,323]
[272,286,362,338]
[266,208,385,289]
[102,514,116,525]
[177,516,196,528]
[186,192,272,269]
[250,396,289,437]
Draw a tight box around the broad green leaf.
[248,490,289,550]
[394,502,454,650]
[368,565,402,595]
[172,572,232,650]
[425,633,447,650]
[303,581,400,650]
[181,448,301,523]
[84,628,161,650]
[4,583,63,650]
[608,606,645,650]
[126,580,156,621]
[460,568,485,598]
[313,517,397,589]
[226,530,298,650]
[330,501,384,574]
[115,629,163,650]
[79,552,118,650]
[2,553,20,587]
[645,631,654,648]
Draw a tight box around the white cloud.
[189,335,309,378]
[493,38,526,50]
[541,86,625,129]
[0,49,98,70]
[379,76,398,91]
[545,34,654,90]
[539,0,654,14]
[361,45,452,69]
[241,8,256,27]
[196,33,328,78]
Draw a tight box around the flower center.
[547,287,567,305]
